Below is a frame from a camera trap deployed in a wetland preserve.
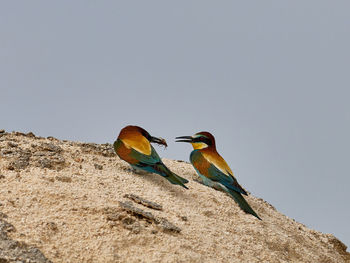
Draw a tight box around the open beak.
[150,136,168,147]
[175,136,193,143]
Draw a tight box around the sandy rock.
[0,131,349,263]
[0,217,52,263]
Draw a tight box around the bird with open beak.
[176,132,261,219]
[114,125,189,189]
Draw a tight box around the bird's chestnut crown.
[119,125,167,147]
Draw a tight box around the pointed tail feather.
[227,189,261,220]
[154,164,189,189]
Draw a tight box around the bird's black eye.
[201,136,212,146]
[193,136,206,144]
[193,136,201,143]
[140,130,151,140]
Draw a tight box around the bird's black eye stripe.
[140,130,151,140]
[194,136,212,146]
[204,137,212,146]
[193,137,200,143]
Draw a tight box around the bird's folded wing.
[130,145,162,165]
[191,150,247,195]
[207,164,247,195]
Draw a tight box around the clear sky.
[1,1,349,248]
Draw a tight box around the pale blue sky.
[1,1,349,248]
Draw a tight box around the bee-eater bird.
[114,125,189,189]
[176,132,261,220]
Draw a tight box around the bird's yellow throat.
[191,142,208,150]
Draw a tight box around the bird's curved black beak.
[150,136,168,147]
[175,136,193,143]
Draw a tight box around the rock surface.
[0,130,349,263]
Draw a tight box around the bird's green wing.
[131,145,189,188]
[130,145,162,165]
[190,150,247,195]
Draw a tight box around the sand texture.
[0,130,349,263]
